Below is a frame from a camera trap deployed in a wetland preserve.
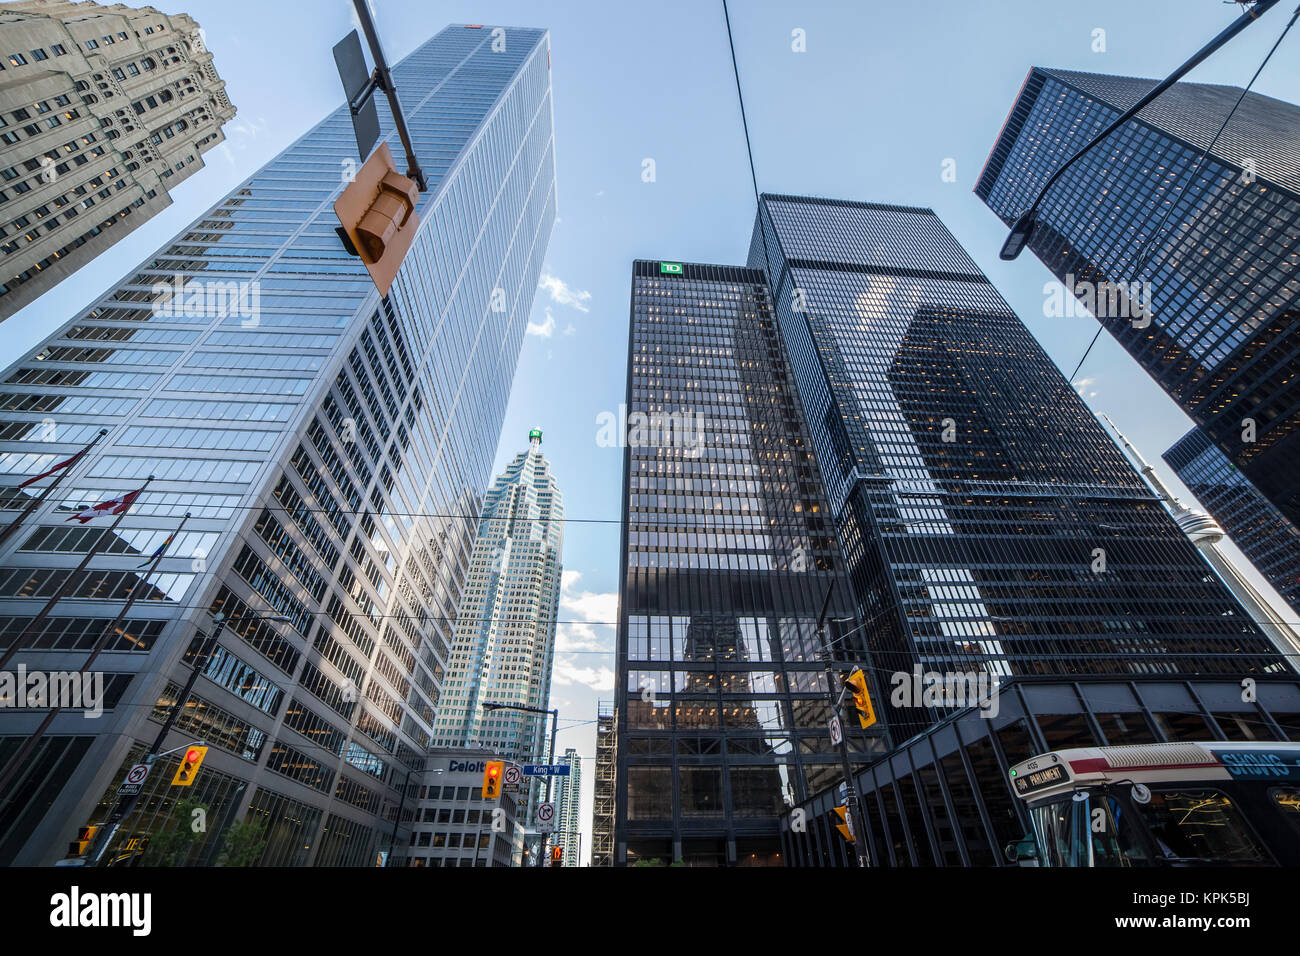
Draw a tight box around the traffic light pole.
[86,608,286,866]
[385,767,412,868]
[816,581,870,867]
[482,700,559,867]
[348,0,426,190]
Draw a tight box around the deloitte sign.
[447,759,490,773]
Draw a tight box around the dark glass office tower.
[1165,427,1300,617]
[0,24,555,866]
[976,68,1300,526]
[747,194,1286,732]
[614,260,870,867]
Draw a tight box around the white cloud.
[1073,376,1098,399]
[539,273,592,312]
[553,657,614,691]
[526,307,556,338]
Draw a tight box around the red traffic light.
[186,748,202,763]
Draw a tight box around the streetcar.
[1006,741,1300,866]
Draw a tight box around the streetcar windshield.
[1028,790,1145,867]
[1132,789,1269,865]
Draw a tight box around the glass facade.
[748,194,1287,737]
[976,68,1300,528]
[615,260,873,867]
[1165,426,1300,617]
[0,24,555,865]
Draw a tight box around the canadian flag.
[66,487,144,524]
[18,452,84,489]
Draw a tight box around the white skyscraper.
[555,746,582,866]
[434,429,564,821]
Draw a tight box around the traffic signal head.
[334,142,421,297]
[67,824,99,858]
[170,746,208,786]
[842,667,877,730]
[551,845,563,866]
[833,805,856,843]
[482,760,504,799]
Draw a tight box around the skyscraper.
[1165,426,1300,620]
[0,23,555,866]
[432,429,563,823]
[615,260,865,868]
[975,68,1300,528]
[747,194,1286,727]
[555,745,581,865]
[0,0,237,319]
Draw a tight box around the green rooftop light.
[529,428,543,444]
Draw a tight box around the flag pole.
[0,503,183,804]
[0,429,108,552]
[0,475,153,674]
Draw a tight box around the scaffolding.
[591,699,617,866]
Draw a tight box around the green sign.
[660,262,683,275]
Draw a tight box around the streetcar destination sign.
[1012,764,1067,795]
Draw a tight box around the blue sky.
[5,0,1298,857]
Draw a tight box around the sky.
[4,0,1298,861]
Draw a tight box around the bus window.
[1270,788,1300,836]
[1134,790,1269,865]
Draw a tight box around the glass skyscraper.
[746,194,1286,734]
[0,23,555,866]
[433,429,563,823]
[1165,426,1300,618]
[615,260,869,868]
[975,68,1300,529]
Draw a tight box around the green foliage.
[217,815,268,867]
[140,796,209,867]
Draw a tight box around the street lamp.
[481,700,560,867]
[999,0,1282,260]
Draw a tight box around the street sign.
[117,763,150,796]
[828,714,843,747]
[523,764,571,777]
[503,766,522,786]
[536,802,555,833]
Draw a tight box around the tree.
[217,816,268,867]
[140,796,209,867]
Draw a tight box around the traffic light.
[67,825,99,858]
[481,760,504,799]
[334,142,421,297]
[171,746,208,786]
[833,805,856,843]
[551,845,563,867]
[843,666,877,729]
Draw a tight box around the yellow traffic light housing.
[843,666,877,729]
[68,824,99,858]
[334,142,421,297]
[482,760,504,800]
[833,806,856,843]
[171,746,208,786]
